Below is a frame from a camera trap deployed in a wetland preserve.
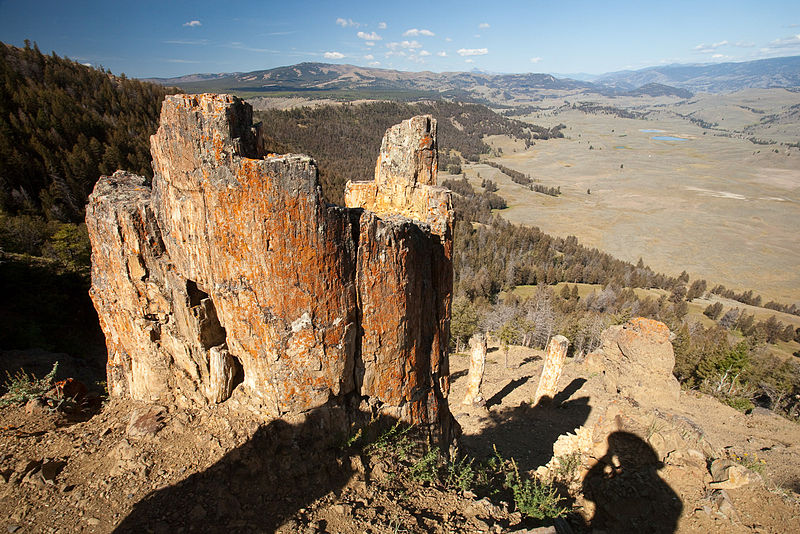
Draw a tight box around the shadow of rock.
[463,378,592,472]
[484,376,532,409]
[115,406,360,533]
[582,431,683,533]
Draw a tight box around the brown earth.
[2,338,799,533]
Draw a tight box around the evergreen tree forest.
[0,41,174,358]
[0,41,175,223]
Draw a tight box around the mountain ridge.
[142,55,800,98]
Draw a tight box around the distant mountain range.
[143,55,800,100]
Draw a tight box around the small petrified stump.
[462,333,487,406]
[533,335,570,405]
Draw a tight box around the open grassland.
[469,99,800,305]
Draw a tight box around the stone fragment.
[462,333,487,406]
[126,406,166,438]
[87,94,456,448]
[709,458,763,489]
[533,335,570,405]
[38,460,66,484]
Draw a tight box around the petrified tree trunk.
[87,94,457,448]
[462,333,487,406]
[533,335,570,405]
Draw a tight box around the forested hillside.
[0,41,173,223]
[0,41,173,357]
[256,101,563,204]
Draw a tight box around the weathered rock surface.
[344,115,452,238]
[585,317,680,408]
[87,94,455,446]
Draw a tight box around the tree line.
[484,161,560,196]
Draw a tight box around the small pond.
[652,135,688,141]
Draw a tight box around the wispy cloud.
[694,40,728,53]
[369,61,381,66]
[364,54,374,60]
[336,18,360,28]
[386,40,422,50]
[530,56,542,63]
[711,53,727,59]
[324,51,345,59]
[266,31,296,36]
[228,42,279,53]
[183,20,201,27]
[457,48,488,56]
[478,22,490,29]
[437,51,447,57]
[165,58,202,64]
[357,31,382,40]
[403,28,435,37]
[378,22,387,29]
[734,41,755,48]
[364,41,375,46]
[164,39,208,45]
[764,33,800,50]
[419,50,431,56]
[465,59,474,63]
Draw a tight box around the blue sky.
[1,0,798,78]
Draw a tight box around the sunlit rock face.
[87,94,456,445]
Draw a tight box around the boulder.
[585,317,680,408]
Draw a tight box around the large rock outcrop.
[585,317,681,408]
[87,94,455,446]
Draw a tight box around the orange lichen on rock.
[87,94,456,447]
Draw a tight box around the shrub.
[0,362,58,406]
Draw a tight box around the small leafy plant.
[0,362,58,406]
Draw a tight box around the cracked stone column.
[533,335,570,405]
[462,333,487,406]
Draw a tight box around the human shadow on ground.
[461,378,592,472]
[582,431,683,533]
[114,406,361,533]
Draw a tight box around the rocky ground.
[1,334,800,533]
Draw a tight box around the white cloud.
[694,40,728,53]
[419,50,431,56]
[457,48,488,56]
[764,33,800,50]
[365,41,375,46]
[386,40,422,50]
[357,31,382,40]
[165,58,202,63]
[369,61,381,66]
[437,51,447,57]
[403,28,435,37]
[530,56,542,63]
[445,37,452,42]
[336,18,360,28]
[711,53,726,59]
[183,20,201,27]
[324,51,345,59]
[378,22,387,29]
[478,22,490,29]
[734,41,755,48]
[364,54,374,60]
[465,59,474,63]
